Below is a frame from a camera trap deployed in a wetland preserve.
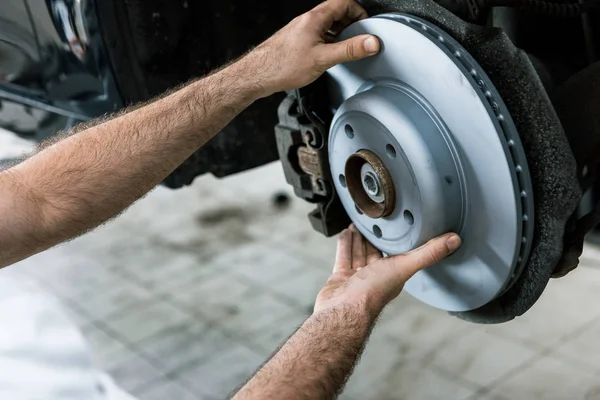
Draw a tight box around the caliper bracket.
[275,82,350,237]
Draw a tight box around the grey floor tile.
[246,312,309,354]
[170,273,255,321]
[30,255,122,300]
[82,325,132,370]
[137,322,236,375]
[243,207,309,242]
[179,343,264,399]
[489,267,600,350]
[141,197,292,267]
[61,219,149,262]
[286,229,339,267]
[148,260,217,296]
[218,164,292,202]
[104,301,192,343]
[108,354,165,394]
[579,243,600,267]
[342,307,476,399]
[232,250,305,287]
[204,241,275,272]
[488,352,600,400]
[135,378,201,400]
[216,291,299,335]
[468,392,512,400]
[428,327,538,387]
[374,294,470,364]
[116,185,224,237]
[60,300,93,330]
[75,281,153,321]
[112,246,204,291]
[554,318,600,371]
[345,362,476,400]
[270,266,331,309]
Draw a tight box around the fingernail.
[446,234,462,252]
[364,36,379,54]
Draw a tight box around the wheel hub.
[345,149,396,218]
[327,14,535,312]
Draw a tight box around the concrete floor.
[3,129,600,399]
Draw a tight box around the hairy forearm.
[234,305,376,400]
[0,59,261,267]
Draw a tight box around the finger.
[327,21,346,37]
[365,239,382,265]
[313,0,369,29]
[333,228,353,273]
[337,0,370,29]
[385,233,462,283]
[314,34,380,69]
[324,33,336,44]
[350,224,366,270]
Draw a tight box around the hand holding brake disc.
[241,0,380,98]
[314,225,462,316]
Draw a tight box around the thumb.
[316,34,380,69]
[384,233,462,284]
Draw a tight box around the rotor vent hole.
[582,164,589,178]
[355,204,363,215]
[403,210,414,226]
[339,174,347,188]
[386,144,397,159]
[345,124,355,139]
[373,225,383,238]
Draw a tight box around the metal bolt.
[363,172,380,196]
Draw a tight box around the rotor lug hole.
[373,225,383,239]
[339,174,347,188]
[403,210,414,226]
[355,204,363,215]
[345,124,355,139]
[385,144,397,159]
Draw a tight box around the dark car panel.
[1,0,122,140]
[1,0,321,182]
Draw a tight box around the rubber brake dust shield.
[328,14,535,312]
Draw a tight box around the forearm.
[0,60,261,267]
[233,305,377,400]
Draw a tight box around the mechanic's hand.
[314,225,462,316]
[244,0,380,98]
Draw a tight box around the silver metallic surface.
[330,79,465,257]
[327,14,534,312]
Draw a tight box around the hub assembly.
[327,14,535,312]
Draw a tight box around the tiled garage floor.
[3,129,600,400]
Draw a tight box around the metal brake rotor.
[327,14,534,312]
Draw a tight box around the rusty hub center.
[344,149,396,219]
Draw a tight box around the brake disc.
[327,14,534,312]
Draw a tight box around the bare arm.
[233,227,462,400]
[0,0,379,268]
[236,305,374,400]
[0,63,257,267]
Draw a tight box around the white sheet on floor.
[0,274,135,400]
